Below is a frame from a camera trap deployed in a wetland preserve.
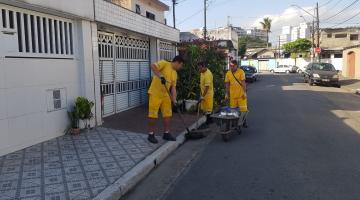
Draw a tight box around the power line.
[322,0,359,21]
[331,9,360,27]
[322,0,344,14]
[320,0,334,7]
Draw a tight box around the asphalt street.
[163,73,360,200]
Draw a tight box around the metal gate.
[98,32,150,117]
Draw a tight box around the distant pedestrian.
[147,56,185,144]
[225,60,248,127]
[197,62,214,125]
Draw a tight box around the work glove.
[160,76,167,85]
[225,93,229,100]
[172,102,179,113]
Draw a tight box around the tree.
[282,38,312,65]
[260,17,272,48]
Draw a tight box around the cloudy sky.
[161,0,360,43]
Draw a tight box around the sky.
[160,0,360,43]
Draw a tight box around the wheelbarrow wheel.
[222,134,230,142]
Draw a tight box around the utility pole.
[172,0,177,28]
[316,2,320,62]
[312,19,315,62]
[204,0,207,40]
[278,36,281,59]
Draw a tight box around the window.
[321,54,331,59]
[335,34,347,38]
[135,4,141,14]
[0,5,74,57]
[350,34,359,41]
[327,33,332,38]
[334,54,343,58]
[146,12,155,20]
[47,88,66,112]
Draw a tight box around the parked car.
[290,65,299,73]
[303,63,341,88]
[241,66,258,82]
[270,65,296,73]
[296,65,307,74]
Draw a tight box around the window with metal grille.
[334,54,343,58]
[334,34,347,38]
[146,12,155,20]
[135,4,141,14]
[350,34,358,41]
[0,5,74,57]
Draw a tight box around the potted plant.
[75,97,95,130]
[67,97,94,135]
[68,107,80,135]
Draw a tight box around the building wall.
[0,3,97,156]
[95,0,179,42]
[321,28,360,49]
[131,0,166,24]
[343,48,360,79]
[1,0,94,19]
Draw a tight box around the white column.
[76,20,99,127]
[91,22,102,126]
[149,37,159,64]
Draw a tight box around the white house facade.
[0,0,179,156]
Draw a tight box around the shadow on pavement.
[102,105,198,137]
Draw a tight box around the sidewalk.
[340,77,360,95]
[103,105,199,137]
[0,106,202,200]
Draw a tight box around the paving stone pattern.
[0,127,163,200]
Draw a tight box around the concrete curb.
[342,85,360,96]
[93,116,207,200]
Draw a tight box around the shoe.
[148,134,159,144]
[163,133,176,141]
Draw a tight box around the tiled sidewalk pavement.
[0,127,164,200]
[340,78,360,94]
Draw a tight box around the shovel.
[162,83,206,140]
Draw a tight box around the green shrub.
[178,43,226,109]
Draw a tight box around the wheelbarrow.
[211,107,248,142]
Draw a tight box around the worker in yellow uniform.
[147,56,184,144]
[225,60,248,128]
[198,62,214,125]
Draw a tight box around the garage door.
[98,32,150,117]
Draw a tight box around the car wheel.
[336,84,341,88]
[285,70,290,74]
[298,69,302,74]
[270,70,274,73]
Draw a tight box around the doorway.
[348,51,356,78]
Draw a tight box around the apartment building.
[280,23,312,46]
[184,26,238,55]
[0,0,179,155]
[233,27,267,41]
